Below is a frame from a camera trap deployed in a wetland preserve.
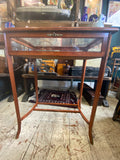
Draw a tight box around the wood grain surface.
[0,93,120,160]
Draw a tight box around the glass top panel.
[11,37,102,52]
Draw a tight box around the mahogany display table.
[4,27,118,144]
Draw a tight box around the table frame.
[4,27,118,144]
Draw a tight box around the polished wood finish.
[3,27,118,32]
[4,27,118,144]
[79,60,87,107]
[4,34,21,139]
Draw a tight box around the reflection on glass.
[11,37,102,52]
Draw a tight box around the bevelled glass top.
[11,37,102,52]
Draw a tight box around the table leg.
[89,59,110,144]
[89,35,111,144]
[6,55,21,138]
[89,59,104,144]
[79,60,87,108]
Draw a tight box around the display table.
[4,27,118,144]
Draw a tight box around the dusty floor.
[0,91,120,160]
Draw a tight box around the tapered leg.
[89,35,112,144]
[6,55,21,138]
[89,60,106,144]
[89,59,105,144]
[79,60,87,109]
[89,58,107,144]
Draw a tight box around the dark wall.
[102,0,120,47]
